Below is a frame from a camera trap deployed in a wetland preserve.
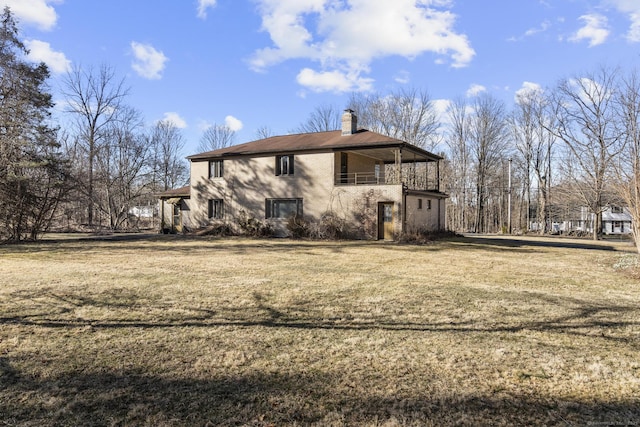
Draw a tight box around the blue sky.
[6,0,640,154]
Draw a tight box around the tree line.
[295,71,640,251]
[2,7,640,252]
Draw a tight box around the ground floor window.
[265,198,303,219]
[208,199,224,219]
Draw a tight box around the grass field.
[0,234,639,426]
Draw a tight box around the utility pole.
[508,157,512,234]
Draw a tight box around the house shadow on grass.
[1,359,638,426]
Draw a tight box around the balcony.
[334,169,440,192]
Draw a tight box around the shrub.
[399,228,460,244]
[235,210,272,237]
[194,223,233,237]
[314,211,349,240]
[286,214,311,238]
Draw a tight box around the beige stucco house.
[159,110,447,239]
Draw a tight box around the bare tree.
[62,64,129,226]
[511,87,556,234]
[149,120,188,191]
[547,67,624,240]
[255,125,275,140]
[468,94,510,233]
[445,97,471,232]
[614,68,640,252]
[94,105,148,229]
[292,103,341,133]
[197,124,236,153]
[348,88,441,150]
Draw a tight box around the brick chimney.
[341,109,357,136]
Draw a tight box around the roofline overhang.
[405,189,449,199]
[188,142,442,162]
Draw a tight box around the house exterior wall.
[189,151,445,238]
[191,153,405,238]
[405,194,445,233]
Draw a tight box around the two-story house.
[159,110,447,239]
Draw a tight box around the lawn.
[0,234,639,426]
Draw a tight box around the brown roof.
[187,129,442,161]
[156,185,190,198]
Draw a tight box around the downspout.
[402,190,407,236]
[160,199,165,233]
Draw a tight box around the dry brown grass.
[0,234,639,426]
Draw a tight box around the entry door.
[378,202,394,240]
[172,203,182,232]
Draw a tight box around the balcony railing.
[335,172,385,185]
[335,172,439,192]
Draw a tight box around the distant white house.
[533,205,633,236]
[128,205,155,219]
[601,205,632,235]
[559,205,632,235]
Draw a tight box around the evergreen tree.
[0,7,68,241]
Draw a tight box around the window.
[612,221,624,232]
[610,206,623,214]
[418,199,423,210]
[427,199,432,210]
[209,160,223,178]
[208,199,224,219]
[265,198,303,219]
[275,155,294,176]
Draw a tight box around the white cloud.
[515,81,543,104]
[569,77,610,104]
[569,14,609,47]
[25,39,70,74]
[296,68,374,93]
[466,84,486,98]
[630,14,640,42]
[525,20,551,37]
[130,42,168,80]
[160,112,187,129]
[224,115,243,132]
[432,98,452,127]
[394,70,411,84]
[607,0,640,42]
[0,0,59,31]
[196,0,217,19]
[250,0,474,93]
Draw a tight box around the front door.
[172,203,182,232]
[378,202,394,240]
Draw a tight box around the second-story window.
[275,155,294,176]
[209,160,223,178]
